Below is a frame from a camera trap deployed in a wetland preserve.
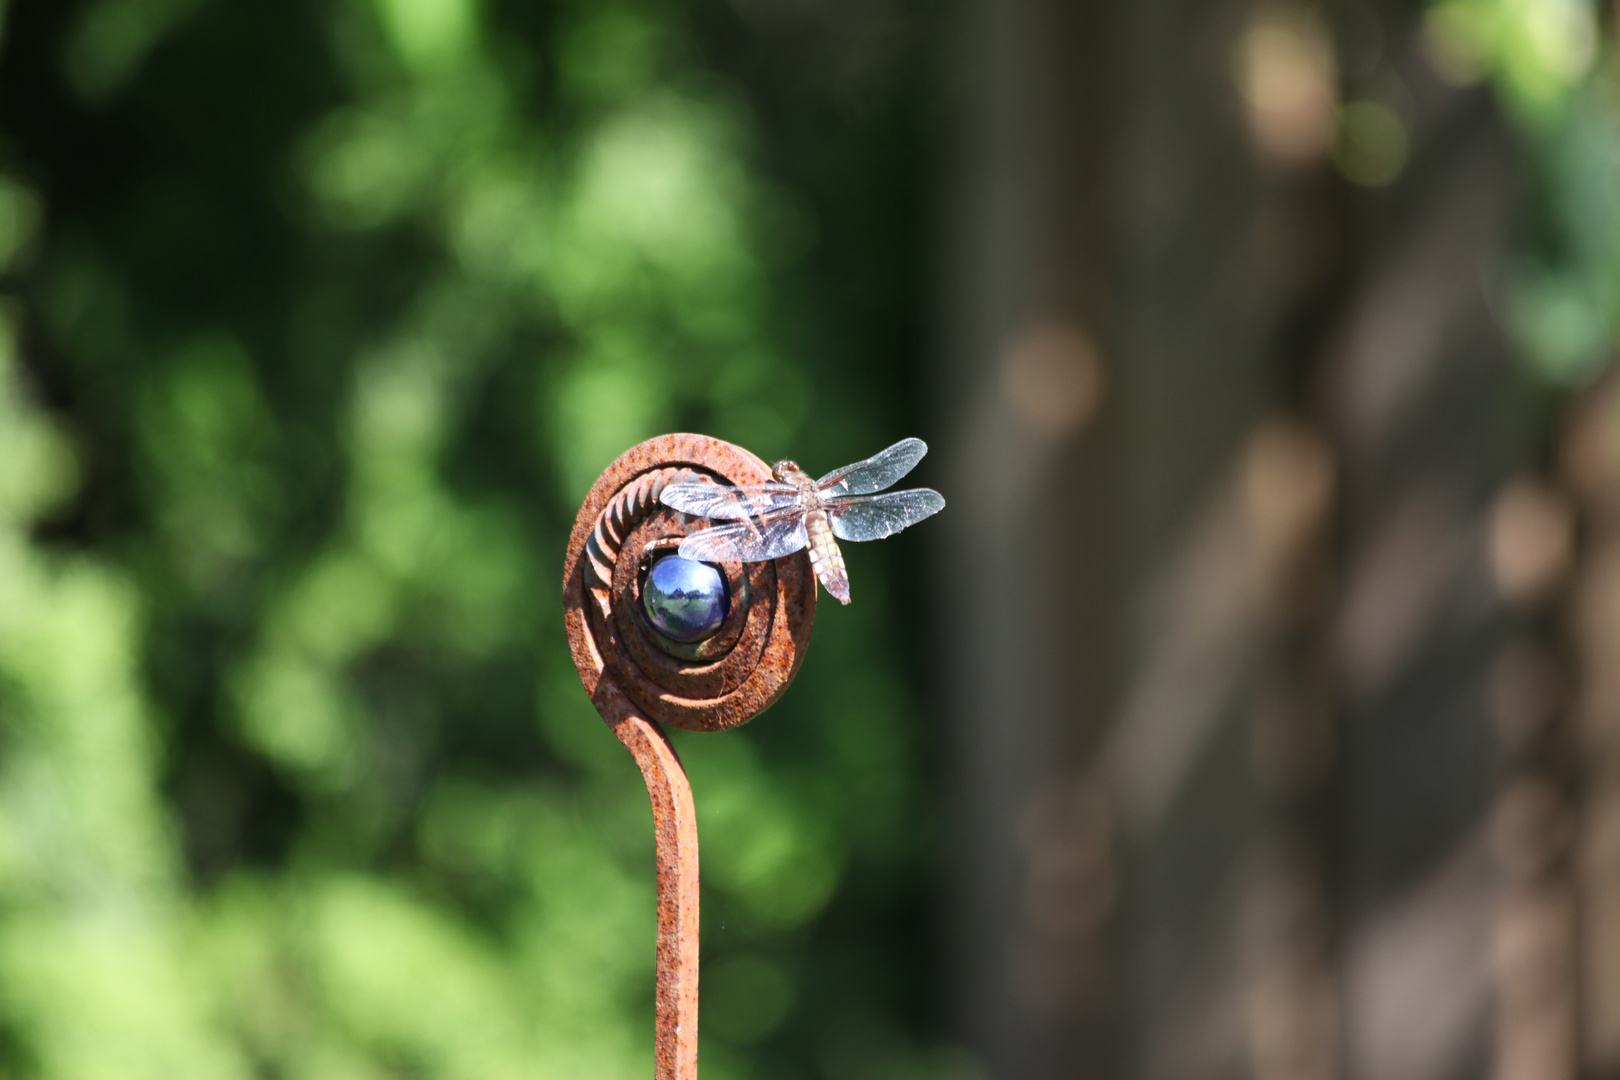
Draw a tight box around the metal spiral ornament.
[561,433,818,1080]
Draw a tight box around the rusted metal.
[562,433,818,1080]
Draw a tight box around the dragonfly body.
[659,439,943,606]
[774,460,852,603]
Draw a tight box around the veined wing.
[827,488,945,542]
[815,437,928,496]
[660,480,802,521]
[677,512,810,563]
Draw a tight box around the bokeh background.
[0,0,1616,1079]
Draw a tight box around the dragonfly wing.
[660,481,801,521]
[814,437,928,496]
[677,513,810,563]
[828,488,945,542]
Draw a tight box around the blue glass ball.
[644,556,729,643]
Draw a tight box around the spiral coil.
[564,433,818,733]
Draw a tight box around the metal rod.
[597,681,700,1080]
[564,434,818,1079]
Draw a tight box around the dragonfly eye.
[643,555,729,643]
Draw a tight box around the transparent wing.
[660,481,802,521]
[677,513,810,563]
[815,437,928,496]
[827,488,945,542]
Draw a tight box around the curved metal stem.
[595,681,700,1080]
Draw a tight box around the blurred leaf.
[62,0,208,100]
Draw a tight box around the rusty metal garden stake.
[562,434,818,1080]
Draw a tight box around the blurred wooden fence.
[935,1,1610,1078]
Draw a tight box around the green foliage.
[1425,0,1620,384]
[0,0,954,1077]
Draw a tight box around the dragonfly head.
[771,459,807,484]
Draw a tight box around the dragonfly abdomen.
[804,509,850,605]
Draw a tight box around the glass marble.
[643,556,728,642]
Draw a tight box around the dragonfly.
[658,438,945,605]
